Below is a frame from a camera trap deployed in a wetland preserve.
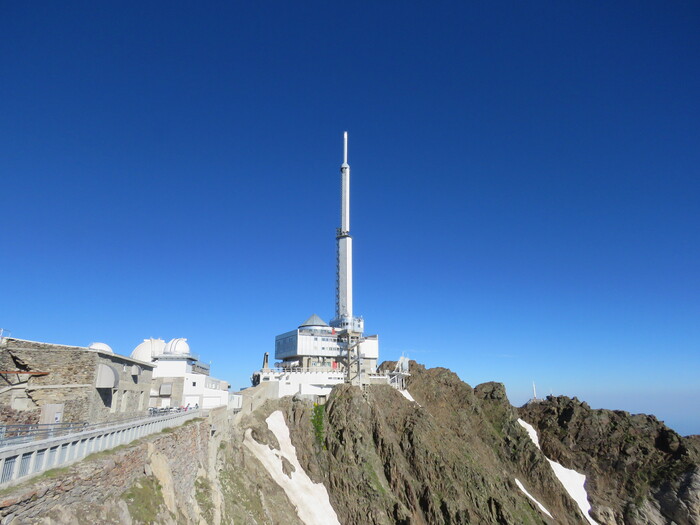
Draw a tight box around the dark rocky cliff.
[272,363,584,524]
[520,395,700,524]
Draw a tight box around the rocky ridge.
[520,395,700,524]
[1,362,698,524]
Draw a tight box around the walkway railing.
[0,409,195,448]
[0,409,202,487]
[0,422,91,447]
[260,367,346,374]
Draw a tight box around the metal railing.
[256,368,393,380]
[0,422,90,447]
[0,409,202,487]
[259,367,347,375]
[0,409,197,449]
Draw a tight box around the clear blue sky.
[2,2,698,434]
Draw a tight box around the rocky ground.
[520,395,700,525]
[274,364,585,524]
[2,362,698,524]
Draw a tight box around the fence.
[0,409,202,487]
[0,409,191,448]
[0,422,92,447]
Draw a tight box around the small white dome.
[130,338,166,362]
[164,338,190,355]
[89,342,113,354]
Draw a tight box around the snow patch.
[399,389,418,404]
[517,418,600,525]
[244,410,340,525]
[514,478,553,518]
[517,417,541,449]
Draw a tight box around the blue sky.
[2,2,698,434]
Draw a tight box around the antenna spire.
[343,131,348,164]
[335,131,352,320]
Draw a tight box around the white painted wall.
[259,370,346,398]
[181,372,229,408]
[277,330,379,361]
[359,337,379,359]
[229,394,243,410]
[152,359,190,378]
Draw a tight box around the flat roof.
[1,337,155,369]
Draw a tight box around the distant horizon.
[3,331,696,437]
[2,3,698,436]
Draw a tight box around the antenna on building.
[334,131,354,322]
[343,131,348,164]
[532,381,537,401]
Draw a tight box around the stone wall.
[0,406,38,426]
[96,353,154,422]
[149,377,185,408]
[0,410,229,524]
[0,339,154,425]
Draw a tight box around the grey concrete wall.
[149,377,185,408]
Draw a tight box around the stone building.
[0,338,154,425]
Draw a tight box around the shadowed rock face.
[278,363,589,525]
[519,395,700,525]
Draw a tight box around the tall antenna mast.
[334,131,353,321]
[343,131,348,164]
[532,381,537,400]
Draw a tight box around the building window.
[192,382,197,387]
[99,389,113,409]
[110,390,120,413]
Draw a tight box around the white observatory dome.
[130,338,166,362]
[164,338,190,355]
[88,342,113,354]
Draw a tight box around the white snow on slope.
[514,478,553,518]
[517,418,600,525]
[518,417,541,448]
[244,410,340,525]
[399,389,417,403]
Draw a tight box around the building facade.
[274,314,378,375]
[252,134,390,399]
[0,338,154,425]
[131,338,229,409]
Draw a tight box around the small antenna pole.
[532,381,537,400]
[343,131,348,164]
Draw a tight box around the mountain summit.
[1,361,697,524]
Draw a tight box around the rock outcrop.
[2,362,698,525]
[274,364,587,524]
[520,395,700,525]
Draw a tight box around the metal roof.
[299,314,329,327]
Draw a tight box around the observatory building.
[0,337,154,425]
[252,133,386,399]
[131,337,229,409]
